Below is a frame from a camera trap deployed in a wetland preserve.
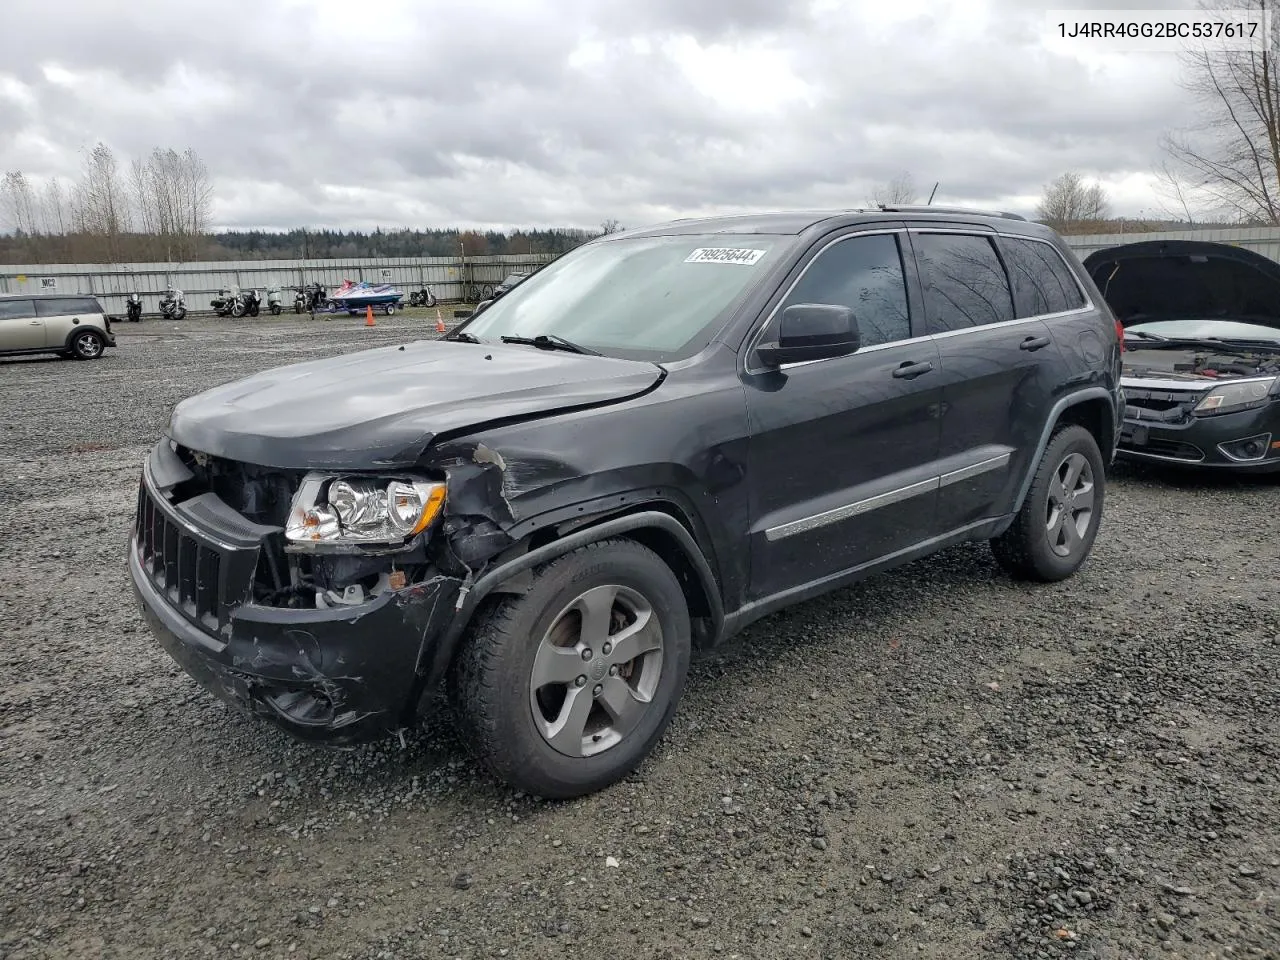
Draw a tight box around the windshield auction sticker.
[685,247,767,265]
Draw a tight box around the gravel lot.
[2,314,1279,960]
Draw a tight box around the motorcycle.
[267,287,284,315]
[407,285,438,308]
[211,287,259,318]
[240,289,262,317]
[294,283,327,313]
[211,288,238,317]
[158,288,186,320]
[125,293,143,323]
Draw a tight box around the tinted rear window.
[1001,237,1087,317]
[913,233,1015,333]
[0,299,35,321]
[34,297,102,317]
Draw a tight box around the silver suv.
[0,294,116,360]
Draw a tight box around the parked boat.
[325,279,404,315]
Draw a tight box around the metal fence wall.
[0,254,557,315]
[1063,225,1280,263]
[11,227,1280,316]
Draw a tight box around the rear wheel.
[990,424,1105,582]
[70,330,105,360]
[384,303,396,315]
[453,539,691,799]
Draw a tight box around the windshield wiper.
[1203,337,1280,353]
[446,330,482,344]
[499,334,600,356]
[1125,332,1280,353]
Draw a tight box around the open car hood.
[1083,239,1280,331]
[167,339,664,470]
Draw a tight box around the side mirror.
[756,303,861,367]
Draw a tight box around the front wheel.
[990,424,1105,582]
[174,307,186,321]
[270,304,281,315]
[453,539,691,799]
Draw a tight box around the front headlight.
[1192,377,1278,417]
[285,473,446,546]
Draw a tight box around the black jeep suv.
[129,206,1123,798]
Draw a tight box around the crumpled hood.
[167,339,664,469]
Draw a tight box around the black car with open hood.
[1084,239,1280,472]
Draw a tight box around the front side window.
[778,233,911,348]
[0,299,35,321]
[913,233,1015,334]
[461,234,792,361]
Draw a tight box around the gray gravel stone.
[2,316,1279,960]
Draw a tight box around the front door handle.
[892,360,935,380]
[29,321,41,326]
[1020,335,1051,351]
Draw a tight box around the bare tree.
[71,142,130,260]
[1,171,40,235]
[1160,0,1280,223]
[1036,172,1111,230]
[600,218,624,235]
[41,177,68,236]
[869,171,918,206]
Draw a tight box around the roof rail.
[878,204,1028,221]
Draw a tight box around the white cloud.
[0,0,1212,230]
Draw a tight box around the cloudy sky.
[0,0,1218,231]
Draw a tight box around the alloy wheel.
[529,584,664,758]
[1046,451,1095,557]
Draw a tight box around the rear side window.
[0,299,35,321]
[35,297,102,316]
[1001,237,1087,317]
[781,233,912,347]
[912,233,1015,334]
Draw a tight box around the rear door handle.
[892,360,935,380]
[1020,335,1051,351]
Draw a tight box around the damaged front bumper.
[128,457,466,745]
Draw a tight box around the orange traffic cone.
[435,309,446,334]
[365,305,375,327]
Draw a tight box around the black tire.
[453,538,691,799]
[384,303,396,315]
[990,424,1105,582]
[175,307,186,320]
[270,304,281,315]
[70,330,106,360]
